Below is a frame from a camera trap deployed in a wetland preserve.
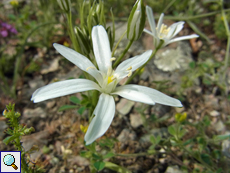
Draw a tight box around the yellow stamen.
[158,24,170,38]
[107,76,114,84]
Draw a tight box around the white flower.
[144,6,199,48]
[31,25,182,145]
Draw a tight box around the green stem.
[67,13,80,52]
[116,152,152,157]
[110,8,230,22]
[163,0,177,13]
[221,4,230,77]
[111,30,127,57]
[113,40,133,68]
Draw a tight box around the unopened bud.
[57,0,71,12]
[127,0,145,41]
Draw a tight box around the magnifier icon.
[3,154,18,170]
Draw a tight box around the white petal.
[31,79,100,103]
[167,34,199,45]
[84,93,115,145]
[112,85,155,105]
[168,21,184,38]
[114,50,152,80]
[146,6,156,36]
[92,25,112,74]
[113,85,182,107]
[157,13,164,33]
[53,43,103,84]
[143,29,154,36]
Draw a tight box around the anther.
[110,57,116,62]
[126,66,132,71]
[127,71,132,77]
[86,66,96,71]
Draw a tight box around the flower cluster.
[31,25,182,145]
[0,21,17,38]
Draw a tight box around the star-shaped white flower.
[31,25,182,145]
[144,6,199,48]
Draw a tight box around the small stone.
[214,120,225,132]
[23,107,46,118]
[116,98,135,115]
[41,58,59,74]
[28,76,45,89]
[130,113,143,128]
[47,101,56,109]
[210,110,220,117]
[117,128,136,142]
[165,166,184,173]
[70,156,90,166]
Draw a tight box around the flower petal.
[84,93,115,145]
[114,50,152,80]
[112,85,155,105]
[143,28,154,36]
[168,21,184,38]
[146,6,156,36]
[92,25,112,74]
[167,21,184,39]
[167,34,199,45]
[53,43,103,84]
[156,13,164,33]
[31,79,100,103]
[113,85,182,107]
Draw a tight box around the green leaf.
[69,96,81,104]
[183,139,193,146]
[92,153,101,160]
[94,161,105,171]
[3,135,17,145]
[189,61,196,69]
[201,153,212,165]
[78,107,86,115]
[150,135,161,145]
[104,161,131,173]
[213,134,230,141]
[103,152,115,159]
[178,129,186,139]
[80,151,91,158]
[58,105,77,112]
[168,125,176,136]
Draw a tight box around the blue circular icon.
[3,154,15,166]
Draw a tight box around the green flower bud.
[74,26,91,56]
[127,0,145,41]
[57,0,71,12]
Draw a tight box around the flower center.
[107,75,114,84]
[157,24,170,39]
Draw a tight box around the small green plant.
[3,103,43,173]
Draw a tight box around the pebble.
[130,113,143,128]
[117,128,137,142]
[210,110,220,117]
[23,107,47,118]
[116,98,135,115]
